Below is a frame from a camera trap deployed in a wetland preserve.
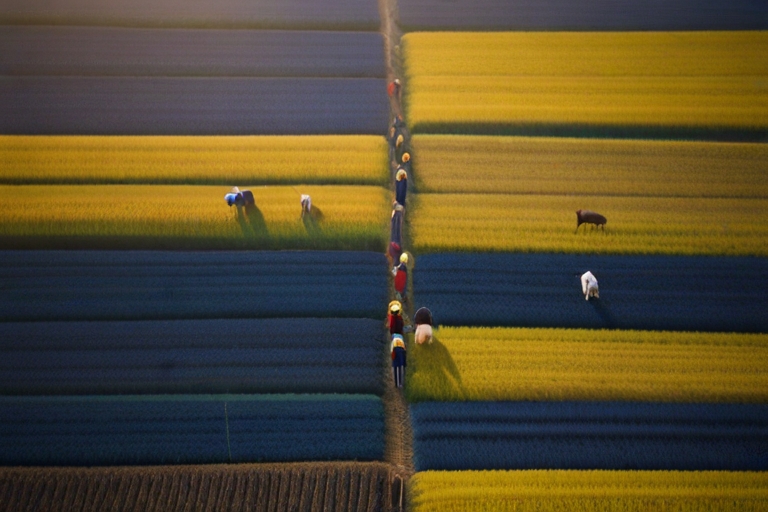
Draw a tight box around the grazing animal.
[575,209,607,233]
[581,271,599,300]
[300,194,312,216]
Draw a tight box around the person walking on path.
[393,252,408,302]
[389,202,404,265]
[387,78,402,104]
[395,168,407,207]
[387,300,404,336]
[391,333,407,388]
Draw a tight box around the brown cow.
[575,209,607,233]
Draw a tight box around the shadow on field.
[302,206,325,237]
[410,335,465,401]
[236,205,269,239]
[590,299,617,329]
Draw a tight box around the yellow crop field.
[402,31,768,134]
[409,470,768,512]
[407,327,768,403]
[411,135,768,197]
[409,193,768,256]
[0,135,388,185]
[0,184,389,250]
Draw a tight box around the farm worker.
[390,201,404,248]
[393,252,408,302]
[300,194,312,216]
[395,168,407,206]
[387,78,402,102]
[388,241,402,268]
[391,333,406,388]
[387,300,404,335]
[581,271,600,301]
[225,187,255,208]
[414,307,433,345]
[394,134,407,164]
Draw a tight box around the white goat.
[581,271,599,300]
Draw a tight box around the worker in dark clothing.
[387,300,404,336]
[395,168,407,206]
[393,252,408,302]
[391,333,406,388]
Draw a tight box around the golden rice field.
[409,470,768,512]
[409,193,768,256]
[0,135,388,185]
[402,31,768,134]
[410,135,768,197]
[406,327,768,403]
[0,184,389,250]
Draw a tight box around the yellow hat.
[396,169,407,181]
[389,300,402,314]
[402,153,410,163]
[396,134,404,147]
[400,253,408,264]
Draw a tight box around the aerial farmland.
[0,0,767,510]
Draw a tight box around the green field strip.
[410,135,768,197]
[0,184,389,250]
[407,327,768,403]
[0,135,388,185]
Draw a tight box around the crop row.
[409,470,768,512]
[0,0,380,31]
[0,394,384,466]
[409,135,768,197]
[409,193,768,256]
[407,326,768,403]
[0,185,389,250]
[0,462,398,512]
[0,135,388,185]
[397,0,768,31]
[412,253,768,332]
[0,318,386,395]
[0,26,386,78]
[411,401,768,471]
[402,32,768,139]
[0,250,388,321]
[0,77,389,135]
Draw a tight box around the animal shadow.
[590,298,617,329]
[409,335,466,401]
[236,204,269,239]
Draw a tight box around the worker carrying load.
[395,168,407,206]
[391,333,406,388]
[414,307,433,345]
[393,252,408,302]
[581,271,600,301]
[387,300,404,335]
[224,187,255,208]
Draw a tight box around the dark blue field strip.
[398,0,768,31]
[0,0,380,31]
[0,318,385,395]
[0,77,388,135]
[412,401,768,471]
[0,27,386,78]
[413,253,768,333]
[0,395,384,466]
[0,251,388,321]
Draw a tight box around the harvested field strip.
[0,462,397,512]
[0,135,388,185]
[409,469,768,512]
[0,76,389,135]
[0,0,380,31]
[0,395,385,466]
[0,318,386,396]
[412,253,768,332]
[410,135,768,197]
[410,193,768,256]
[0,185,389,250]
[0,250,388,321]
[402,32,768,138]
[0,27,386,78]
[410,401,768,471]
[397,0,768,31]
[407,327,768,403]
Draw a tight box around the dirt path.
[378,0,416,507]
